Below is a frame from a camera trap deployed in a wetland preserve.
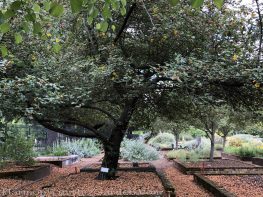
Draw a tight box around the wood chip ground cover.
[207,175,263,197]
[181,159,256,168]
[164,167,213,197]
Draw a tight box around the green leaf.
[100,21,109,32]
[90,7,99,18]
[10,1,22,11]
[33,22,42,34]
[44,1,51,11]
[120,7,126,16]
[0,23,10,33]
[111,1,120,11]
[96,23,101,30]
[0,45,8,57]
[214,0,224,9]
[49,3,64,17]
[4,9,15,19]
[102,5,111,19]
[52,43,62,53]
[111,24,116,31]
[70,0,83,13]
[25,12,36,22]
[121,0,127,7]
[87,16,93,25]
[191,0,204,8]
[33,3,41,13]
[169,0,180,6]
[14,33,23,44]
[22,21,30,32]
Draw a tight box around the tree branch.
[114,3,137,43]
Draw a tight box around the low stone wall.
[194,174,236,197]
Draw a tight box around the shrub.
[180,133,194,141]
[238,145,256,158]
[1,131,35,165]
[227,137,243,147]
[215,144,223,151]
[166,150,200,161]
[121,138,159,162]
[51,138,101,158]
[148,133,175,149]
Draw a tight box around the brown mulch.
[207,175,263,197]
[182,159,256,168]
[2,156,164,197]
[164,167,213,197]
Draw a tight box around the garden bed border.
[81,165,176,197]
[0,165,51,181]
[173,159,263,175]
[194,174,236,197]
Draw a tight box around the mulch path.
[207,175,263,197]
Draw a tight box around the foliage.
[121,138,159,162]
[148,132,175,149]
[0,128,35,165]
[214,144,223,151]
[51,138,101,158]
[186,126,206,138]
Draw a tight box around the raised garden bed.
[35,155,80,168]
[252,157,263,166]
[174,159,263,175]
[81,163,175,197]
[6,172,167,197]
[198,174,263,197]
[194,174,235,197]
[221,152,252,161]
[0,164,51,181]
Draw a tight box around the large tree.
[0,0,262,179]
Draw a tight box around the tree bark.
[96,97,138,180]
[175,132,179,150]
[209,133,215,162]
[222,135,227,150]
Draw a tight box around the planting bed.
[35,155,80,168]
[174,159,263,174]
[205,175,263,197]
[5,172,165,197]
[0,164,51,180]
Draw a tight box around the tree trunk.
[209,133,215,162]
[175,132,179,150]
[96,97,138,180]
[96,143,121,180]
[222,135,227,150]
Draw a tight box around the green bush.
[51,138,101,158]
[215,144,223,151]
[148,132,175,149]
[0,130,35,165]
[121,138,159,162]
[238,145,256,158]
[166,149,200,161]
